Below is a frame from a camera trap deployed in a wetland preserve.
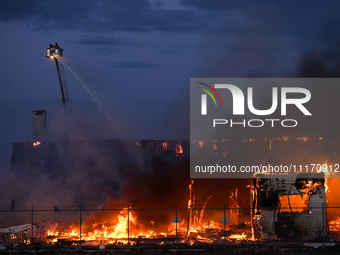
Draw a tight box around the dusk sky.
[1,0,340,172]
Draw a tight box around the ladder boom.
[54,58,69,104]
[46,43,71,114]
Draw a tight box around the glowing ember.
[297,137,309,142]
[243,138,255,143]
[33,141,41,146]
[229,233,248,240]
[329,217,340,232]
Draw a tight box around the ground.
[1,243,340,255]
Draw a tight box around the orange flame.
[162,142,168,151]
[176,144,183,154]
[297,137,309,142]
[33,141,41,146]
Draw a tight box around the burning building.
[6,134,340,246]
[3,106,340,247]
[251,173,327,241]
[0,224,36,245]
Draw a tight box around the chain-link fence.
[0,204,339,247]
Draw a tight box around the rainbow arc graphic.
[196,82,222,115]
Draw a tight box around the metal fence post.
[79,205,82,246]
[302,219,304,245]
[224,204,226,246]
[322,203,325,246]
[273,206,276,243]
[127,205,130,246]
[175,204,178,247]
[31,206,33,248]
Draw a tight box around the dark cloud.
[112,60,158,69]
[179,0,236,10]
[91,46,120,53]
[180,0,340,46]
[150,9,206,32]
[158,49,184,55]
[0,0,207,33]
[77,37,131,46]
[76,36,148,47]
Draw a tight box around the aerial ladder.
[46,43,71,114]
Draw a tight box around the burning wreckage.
[251,173,327,241]
[0,173,329,247]
[39,182,251,246]
[3,135,335,246]
[1,86,335,247]
[0,224,36,245]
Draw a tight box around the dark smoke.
[291,43,340,78]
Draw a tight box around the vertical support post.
[273,206,276,243]
[31,206,33,249]
[224,204,226,246]
[302,219,304,245]
[79,205,82,246]
[175,204,178,247]
[322,202,325,246]
[127,205,130,246]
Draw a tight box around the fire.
[46,205,236,245]
[329,217,340,235]
[176,144,183,154]
[47,207,141,245]
[33,141,41,146]
[45,181,252,245]
[325,177,330,193]
[297,137,309,142]
[268,136,325,143]
[320,159,331,193]
[243,138,255,143]
[162,142,167,151]
[229,233,247,240]
[229,189,239,225]
[279,194,308,213]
